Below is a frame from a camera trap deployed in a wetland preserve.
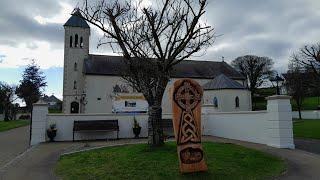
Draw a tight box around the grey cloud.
[0,0,66,49]
[1,0,320,73]
[202,0,320,72]
[26,42,39,50]
[0,40,18,48]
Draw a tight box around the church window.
[75,34,79,47]
[80,37,83,48]
[74,62,77,71]
[69,36,73,47]
[73,81,77,89]
[235,96,240,108]
[213,97,218,108]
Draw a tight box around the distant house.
[42,95,62,110]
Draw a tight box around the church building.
[62,10,252,114]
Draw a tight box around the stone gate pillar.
[30,100,48,146]
[266,95,295,149]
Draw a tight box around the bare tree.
[286,56,308,119]
[231,55,274,109]
[294,43,320,79]
[0,82,17,121]
[78,0,215,146]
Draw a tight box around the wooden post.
[172,79,208,173]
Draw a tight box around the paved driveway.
[1,137,320,180]
[294,138,320,155]
[0,126,30,168]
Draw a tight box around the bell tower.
[63,9,90,113]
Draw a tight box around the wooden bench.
[73,120,119,141]
[161,119,174,138]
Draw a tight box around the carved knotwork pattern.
[174,80,202,145]
[174,81,201,112]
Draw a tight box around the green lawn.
[0,120,30,132]
[56,142,286,180]
[293,119,320,139]
[254,96,320,111]
[291,97,320,110]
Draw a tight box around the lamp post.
[270,74,284,95]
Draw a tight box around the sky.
[0,0,320,101]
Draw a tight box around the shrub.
[19,114,31,120]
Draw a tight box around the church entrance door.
[70,101,79,113]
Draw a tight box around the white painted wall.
[32,96,294,149]
[31,101,48,146]
[202,111,268,144]
[47,113,173,141]
[203,89,252,112]
[292,111,320,119]
[83,76,249,114]
[84,75,123,113]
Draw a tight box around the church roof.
[84,54,245,80]
[64,9,90,28]
[203,74,247,90]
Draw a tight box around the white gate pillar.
[31,100,48,146]
[266,95,295,149]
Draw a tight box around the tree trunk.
[29,106,33,146]
[148,105,164,146]
[298,107,302,120]
[251,91,256,111]
[4,104,9,121]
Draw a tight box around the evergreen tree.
[16,60,47,112]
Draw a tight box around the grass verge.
[0,120,30,132]
[293,119,320,139]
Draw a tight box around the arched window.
[73,81,77,89]
[70,101,79,113]
[75,34,78,47]
[74,62,77,71]
[213,97,218,108]
[80,37,83,48]
[69,36,73,47]
[235,96,240,108]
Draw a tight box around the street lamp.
[270,74,284,95]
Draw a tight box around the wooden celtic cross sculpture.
[172,79,208,173]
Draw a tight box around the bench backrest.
[73,120,119,131]
[161,119,173,129]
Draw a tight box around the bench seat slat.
[73,120,119,141]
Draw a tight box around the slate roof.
[203,74,247,90]
[84,54,245,80]
[64,9,90,28]
[42,95,62,103]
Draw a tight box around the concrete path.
[1,137,320,180]
[0,126,30,168]
[0,139,147,180]
[294,138,320,155]
[204,136,320,180]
